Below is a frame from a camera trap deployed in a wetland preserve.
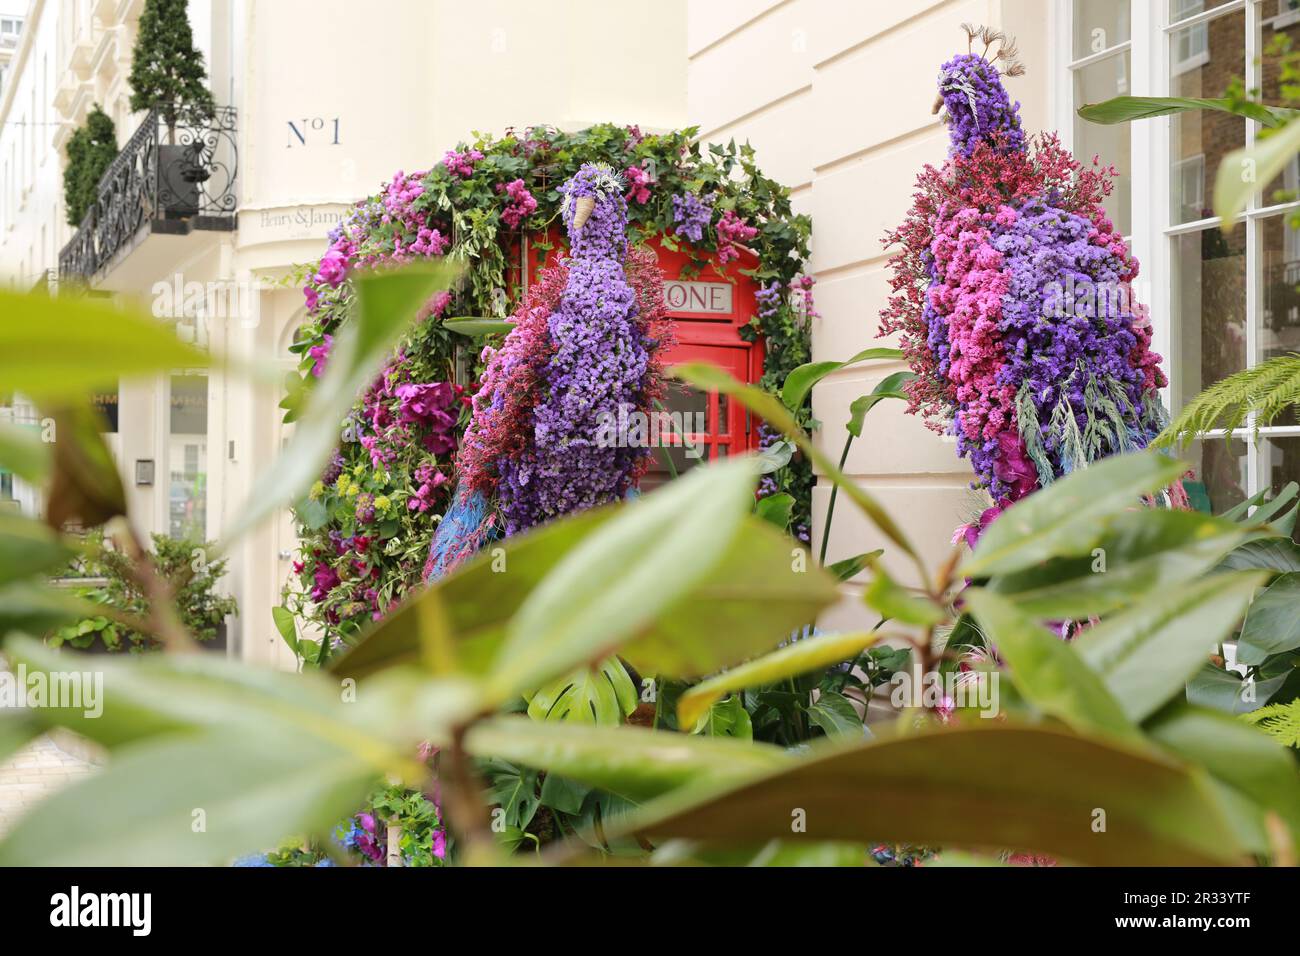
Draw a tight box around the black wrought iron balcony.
[58,105,238,281]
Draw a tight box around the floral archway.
[282,124,814,647]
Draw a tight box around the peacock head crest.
[561,162,625,234]
[934,25,1026,157]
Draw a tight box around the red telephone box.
[519,232,765,485]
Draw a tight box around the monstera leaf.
[526,657,639,725]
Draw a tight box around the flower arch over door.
[282,125,813,645]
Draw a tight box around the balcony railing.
[58,105,238,281]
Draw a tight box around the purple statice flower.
[936,53,1025,158]
[755,282,782,319]
[497,163,652,533]
[671,191,713,243]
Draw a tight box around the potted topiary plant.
[127,0,217,218]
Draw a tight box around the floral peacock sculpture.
[882,26,1177,534]
[424,162,671,582]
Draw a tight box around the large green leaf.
[617,722,1245,865]
[331,507,614,680]
[463,716,791,803]
[0,581,98,636]
[485,457,838,700]
[672,362,921,568]
[1146,703,1300,854]
[985,509,1249,619]
[2,635,474,755]
[692,695,753,739]
[223,263,459,543]
[0,422,50,484]
[846,371,915,437]
[828,549,882,583]
[1215,118,1300,224]
[0,513,74,586]
[805,690,863,738]
[0,709,37,767]
[963,451,1188,577]
[863,559,945,627]
[0,288,210,401]
[526,657,638,724]
[964,590,1140,743]
[44,405,126,529]
[1186,661,1289,715]
[1077,94,1291,128]
[442,315,515,337]
[677,631,880,729]
[1074,571,1268,723]
[0,728,384,866]
[1237,571,1300,665]
[780,347,902,411]
[1216,535,1300,572]
[616,515,839,680]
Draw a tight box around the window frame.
[1059,0,1300,506]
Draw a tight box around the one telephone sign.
[663,279,733,315]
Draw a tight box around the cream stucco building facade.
[4,1,1294,660]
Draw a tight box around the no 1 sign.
[287,116,341,147]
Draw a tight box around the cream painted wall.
[685,0,1052,624]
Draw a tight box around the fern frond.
[1242,698,1300,749]
[1156,354,1300,448]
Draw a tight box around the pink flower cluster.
[715,209,758,264]
[409,460,449,514]
[442,148,483,178]
[498,178,538,228]
[624,163,653,204]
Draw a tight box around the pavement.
[0,734,100,839]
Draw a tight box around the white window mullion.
[1150,0,1176,418]
[1245,0,1262,499]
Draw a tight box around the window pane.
[1259,211,1300,425]
[1259,6,1300,204]
[1073,0,1130,59]
[1172,224,1247,411]
[1170,8,1245,223]
[1074,50,1132,233]
[1183,437,1249,514]
[169,374,208,541]
[1169,0,1238,25]
[1259,435,1300,521]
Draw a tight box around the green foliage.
[48,532,237,653]
[62,105,118,227]
[1244,699,1300,748]
[8,281,1300,868]
[127,0,216,128]
[1077,94,1293,128]
[1157,353,1300,448]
